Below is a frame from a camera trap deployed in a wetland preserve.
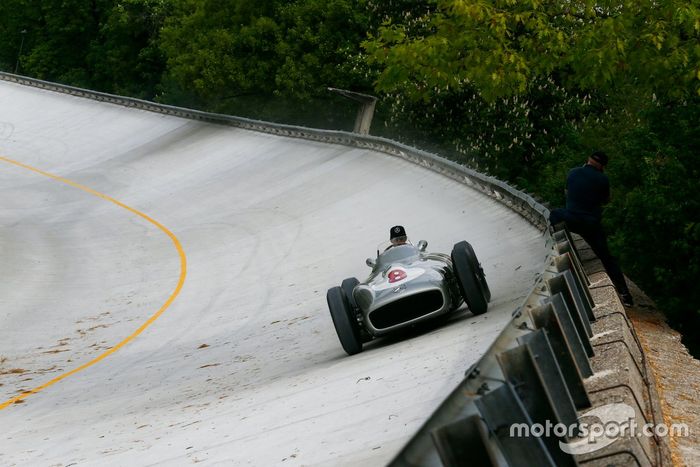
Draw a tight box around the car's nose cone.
[354,285,374,310]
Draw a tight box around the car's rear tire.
[451,241,489,315]
[327,286,363,355]
[464,242,491,302]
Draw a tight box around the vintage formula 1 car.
[326,239,490,355]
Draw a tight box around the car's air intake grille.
[369,290,444,329]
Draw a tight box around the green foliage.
[275,0,371,98]
[0,0,29,71]
[0,0,169,98]
[159,0,373,116]
[0,0,111,85]
[364,0,700,102]
[88,0,172,99]
[372,77,592,186]
[607,99,700,354]
[159,0,281,105]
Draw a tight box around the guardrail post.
[546,271,594,356]
[431,415,500,467]
[551,224,582,262]
[327,87,377,135]
[551,245,595,322]
[552,253,595,311]
[495,330,579,466]
[515,330,579,426]
[545,293,594,376]
[529,302,592,409]
[475,383,558,467]
[553,229,590,288]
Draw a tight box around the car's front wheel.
[327,286,363,355]
[340,277,373,343]
[451,241,489,315]
[341,277,360,309]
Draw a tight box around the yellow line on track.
[0,155,187,410]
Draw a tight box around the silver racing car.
[327,239,491,355]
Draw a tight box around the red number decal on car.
[388,269,407,283]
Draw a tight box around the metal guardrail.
[1,72,657,466]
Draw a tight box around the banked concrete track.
[0,80,546,466]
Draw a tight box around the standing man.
[549,151,634,307]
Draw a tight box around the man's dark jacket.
[566,164,610,222]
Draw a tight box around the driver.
[388,225,408,248]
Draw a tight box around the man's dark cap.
[590,151,609,166]
[390,225,406,240]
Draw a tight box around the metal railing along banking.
[0,72,656,466]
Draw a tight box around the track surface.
[0,81,546,466]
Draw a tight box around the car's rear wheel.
[327,286,363,355]
[451,241,489,315]
[464,242,491,302]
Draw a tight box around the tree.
[364,0,700,102]
[159,0,284,107]
[89,0,172,99]
[608,98,700,355]
[159,0,372,104]
[0,0,113,86]
[0,0,31,72]
[274,0,373,99]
